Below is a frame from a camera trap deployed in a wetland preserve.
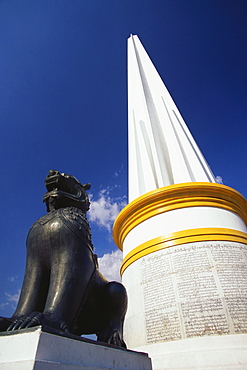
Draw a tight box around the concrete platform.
[0,326,152,369]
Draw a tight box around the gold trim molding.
[113,182,247,250]
[120,227,247,275]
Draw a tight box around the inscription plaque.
[141,242,247,343]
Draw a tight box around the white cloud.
[0,302,9,310]
[0,290,20,313]
[215,176,223,184]
[98,249,123,282]
[114,165,124,178]
[8,276,18,283]
[5,290,20,303]
[88,189,126,232]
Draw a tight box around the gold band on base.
[120,227,247,275]
[113,183,247,250]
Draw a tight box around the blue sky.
[0,0,247,317]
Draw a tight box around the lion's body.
[0,170,127,347]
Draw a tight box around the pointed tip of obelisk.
[129,33,137,39]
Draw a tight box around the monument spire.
[128,35,215,202]
[113,35,247,369]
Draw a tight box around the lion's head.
[43,170,91,213]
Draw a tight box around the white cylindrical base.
[123,240,247,368]
[135,333,247,370]
[114,183,247,369]
[123,206,247,257]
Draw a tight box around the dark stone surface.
[0,170,127,348]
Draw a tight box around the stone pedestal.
[0,326,152,370]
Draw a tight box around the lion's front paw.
[7,312,43,331]
[97,328,127,348]
[0,316,13,332]
[7,312,70,333]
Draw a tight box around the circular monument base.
[135,333,247,369]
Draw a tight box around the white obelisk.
[113,35,247,369]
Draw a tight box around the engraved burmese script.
[141,242,247,343]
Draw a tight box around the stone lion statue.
[0,170,127,347]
